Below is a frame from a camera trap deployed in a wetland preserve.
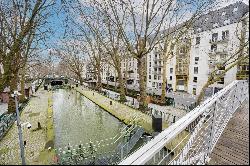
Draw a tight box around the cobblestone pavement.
[0,89,49,165]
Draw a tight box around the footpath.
[0,89,54,165]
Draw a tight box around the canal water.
[52,88,127,153]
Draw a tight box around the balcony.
[154,63,163,67]
[208,49,228,55]
[209,37,229,44]
[153,71,162,75]
[154,58,163,62]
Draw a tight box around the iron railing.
[119,80,249,165]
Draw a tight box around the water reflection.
[53,89,126,152]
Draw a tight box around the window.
[213,23,218,28]
[211,44,217,52]
[222,12,226,16]
[193,77,197,83]
[196,37,200,45]
[170,76,172,80]
[233,7,238,12]
[224,19,230,25]
[222,30,229,40]
[158,68,161,72]
[167,84,172,88]
[197,28,202,32]
[193,88,197,95]
[152,82,155,87]
[154,75,157,79]
[170,68,173,74]
[212,33,218,42]
[179,47,185,54]
[194,67,198,74]
[195,57,199,61]
[218,66,225,70]
[218,77,224,84]
[149,75,151,79]
[149,62,151,67]
[158,76,161,80]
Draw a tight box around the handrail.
[119,80,248,165]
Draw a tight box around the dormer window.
[222,12,226,16]
[213,23,218,28]
[224,19,230,25]
[233,7,238,12]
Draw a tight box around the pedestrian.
[24,140,26,148]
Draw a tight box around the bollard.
[110,101,112,105]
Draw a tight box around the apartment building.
[147,2,249,96]
[98,57,139,87]
[121,57,139,86]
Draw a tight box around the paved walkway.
[102,88,186,119]
[102,81,197,107]
[0,89,49,165]
[209,100,249,165]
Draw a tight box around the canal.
[52,88,129,153]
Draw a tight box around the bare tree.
[0,0,55,112]
[92,0,216,111]
[57,40,86,85]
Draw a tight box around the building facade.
[146,2,249,96]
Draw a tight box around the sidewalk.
[0,89,49,165]
[102,88,187,119]
[102,81,197,107]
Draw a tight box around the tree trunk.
[161,59,167,103]
[96,67,102,92]
[20,71,26,102]
[117,68,126,102]
[137,57,148,112]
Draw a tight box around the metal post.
[14,93,26,165]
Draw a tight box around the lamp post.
[13,91,26,165]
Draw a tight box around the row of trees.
[59,0,217,111]
[0,0,54,113]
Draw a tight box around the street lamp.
[11,91,26,165]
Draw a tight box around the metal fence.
[56,125,144,165]
[0,100,30,141]
[119,80,249,165]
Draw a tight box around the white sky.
[217,0,249,8]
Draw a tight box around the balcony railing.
[209,37,229,44]
[208,49,228,55]
[153,71,162,75]
[154,63,163,67]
